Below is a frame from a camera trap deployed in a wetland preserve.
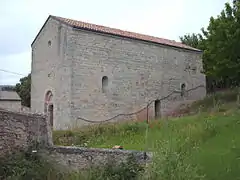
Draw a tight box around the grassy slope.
[53,89,240,179]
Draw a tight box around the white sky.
[0,0,231,85]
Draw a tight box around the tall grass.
[190,88,240,112]
[0,151,62,180]
[0,151,144,180]
[53,121,147,149]
[52,111,240,179]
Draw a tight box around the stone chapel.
[31,15,206,130]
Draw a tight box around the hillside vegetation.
[2,89,240,179]
[52,89,240,179]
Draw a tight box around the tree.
[0,85,15,91]
[202,1,240,88]
[15,74,31,107]
[180,0,240,91]
[179,33,203,49]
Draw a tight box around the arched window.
[48,40,52,46]
[45,91,53,105]
[102,76,108,93]
[180,83,186,97]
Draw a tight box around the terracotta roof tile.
[51,15,201,52]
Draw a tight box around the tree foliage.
[15,74,31,107]
[0,85,15,91]
[179,33,203,49]
[180,0,240,91]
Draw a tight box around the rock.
[112,145,123,150]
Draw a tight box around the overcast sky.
[0,0,231,85]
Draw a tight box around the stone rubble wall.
[40,146,152,171]
[0,108,52,157]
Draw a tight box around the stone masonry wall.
[0,109,52,157]
[31,16,206,129]
[31,17,73,130]
[41,146,152,171]
[67,28,206,127]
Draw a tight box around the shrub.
[0,151,144,180]
[145,139,205,180]
[0,151,60,180]
[83,154,144,180]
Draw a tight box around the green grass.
[54,110,240,179]
[52,89,240,179]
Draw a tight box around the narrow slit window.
[180,83,186,96]
[102,76,108,93]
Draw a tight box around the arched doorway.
[44,91,53,128]
[180,83,186,97]
[154,100,161,119]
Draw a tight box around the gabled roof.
[32,15,201,52]
[0,90,21,101]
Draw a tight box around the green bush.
[0,151,60,180]
[81,154,144,180]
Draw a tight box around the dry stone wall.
[41,146,152,171]
[0,109,52,157]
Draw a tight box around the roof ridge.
[50,15,201,52]
[52,15,176,41]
